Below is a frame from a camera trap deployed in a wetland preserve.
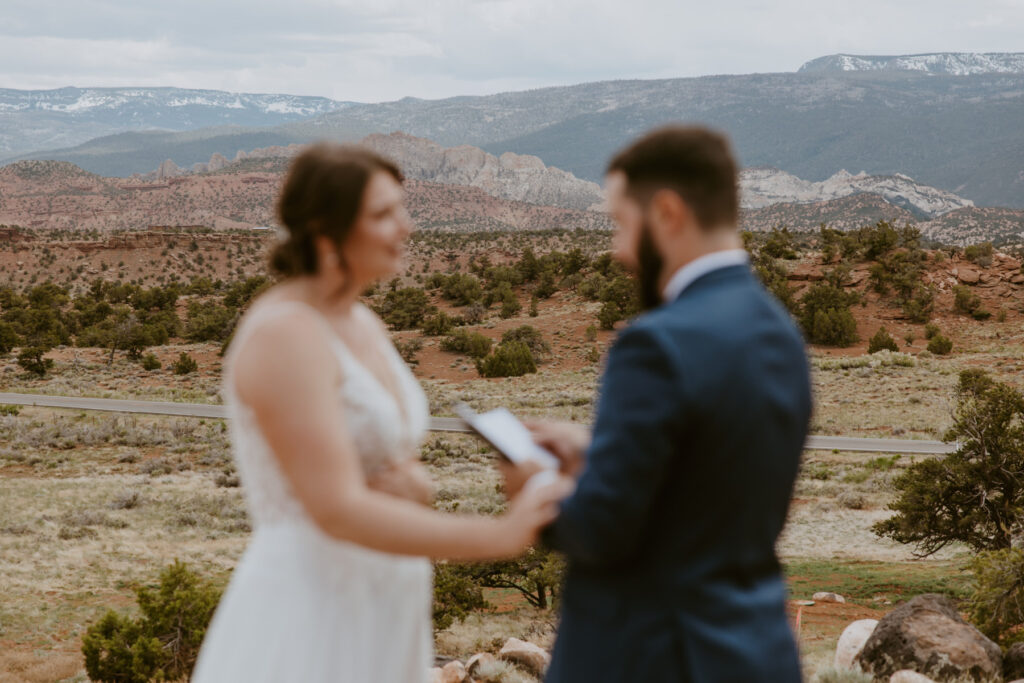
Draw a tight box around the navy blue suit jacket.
[542,264,811,683]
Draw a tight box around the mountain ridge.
[4,61,1024,208]
[799,53,1024,75]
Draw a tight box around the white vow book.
[454,403,560,471]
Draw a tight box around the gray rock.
[1005,643,1024,680]
[855,594,1002,682]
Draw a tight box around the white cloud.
[1,0,1022,101]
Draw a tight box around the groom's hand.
[525,420,590,478]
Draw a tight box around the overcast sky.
[3,0,1022,103]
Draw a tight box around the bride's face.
[340,171,413,285]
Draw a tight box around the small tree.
[867,327,899,354]
[597,301,622,330]
[82,561,221,682]
[798,281,859,347]
[140,353,162,371]
[476,341,537,378]
[953,285,982,316]
[873,370,1024,555]
[968,548,1024,646]
[172,352,198,375]
[421,311,455,336]
[501,325,550,361]
[927,334,953,355]
[440,330,492,359]
[17,346,53,377]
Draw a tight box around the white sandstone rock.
[834,619,879,669]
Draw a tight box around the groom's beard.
[636,221,665,311]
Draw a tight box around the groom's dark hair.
[607,126,739,231]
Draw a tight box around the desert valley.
[2,51,1024,683]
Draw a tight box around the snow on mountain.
[740,168,973,217]
[0,87,351,159]
[799,52,1024,76]
[0,87,347,118]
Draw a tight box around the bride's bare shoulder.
[231,298,337,406]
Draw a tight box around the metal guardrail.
[0,392,956,455]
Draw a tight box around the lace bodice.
[222,300,430,527]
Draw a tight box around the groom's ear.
[650,188,697,240]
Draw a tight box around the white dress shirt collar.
[661,249,750,303]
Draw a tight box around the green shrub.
[376,287,433,330]
[867,327,899,354]
[754,256,798,315]
[172,352,198,375]
[421,311,456,336]
[968,548,1024,646]
[476,341,537,378]
[437,274,482,306]
[799,282,859,347]
[953,285,982,316]
[597,301,622,330]
[761,227,798,259]
[964,242,994,267]
[924,322,940,339]
[440,330,493,359]
[926,334,953,355]
[534,271,558,299]
[498,289,521,319]
[901,285,935,323]
[432,562,488,632]
[17,346,53,377]
[0,321,20,353]
[393,337,423,365]
[185,301,238,342]
[140,353,162,371]
[500,325,550,360]
[0,404,21,416]
[82,561,221,682]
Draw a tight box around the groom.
[509,126,811,682]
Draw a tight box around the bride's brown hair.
[270,143,404,278]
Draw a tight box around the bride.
[191,144,570,682]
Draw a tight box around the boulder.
[467,653,499,677]
[890,671,937,683]
[498,638,550,677]
[957,268,981,285]
[1005,643,1024,680]
[814,591,847,604]
[855,594,1002,682]
[788,263,825,282]
[835,619,879,669]
[441,660,468,683]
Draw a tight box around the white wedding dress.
[192,301,433,683]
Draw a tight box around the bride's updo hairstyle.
[270,143,404,277]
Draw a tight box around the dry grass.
[4,307,1022,680]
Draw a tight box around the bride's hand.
[494,474,575,557]
[366,459,436,506]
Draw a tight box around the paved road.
[1,392,956,455]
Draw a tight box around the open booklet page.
[455,405,560,470]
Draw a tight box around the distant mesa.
[739,168,972,218]
[798,52,1024,75]
[137,133,606,212]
